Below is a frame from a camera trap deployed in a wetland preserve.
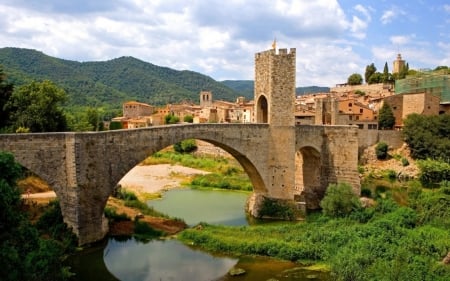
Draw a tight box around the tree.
[164,114,179,124]
[347,73,363,85]
[368,72,383,84]
[320,182,361,218]
[6,80,68,132]
[378,102,395,129]
[382,62,391,83]
[183,115,194,123]
[403,114,450,161]
[0,66,14,131]
[365,63,377,83]
[0,151,73,280]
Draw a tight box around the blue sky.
[0,0,449,87]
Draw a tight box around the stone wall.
[358,129,404,156]
[295,125,360,209]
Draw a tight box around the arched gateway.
[0,48,360,245]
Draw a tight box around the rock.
[229,267,246,276]
[360,197,376,208]
[443,252,450,265]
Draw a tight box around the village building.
[383,92,441,128]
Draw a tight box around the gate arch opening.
[295,146,324,209]
[256,95,268,123]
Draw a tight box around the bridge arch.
[0,123,360,245]
[295,145,324,209]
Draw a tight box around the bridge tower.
[249,47,302,217]
[254,48,296,125]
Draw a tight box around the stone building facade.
[123,101,154,118]
[384,92,441,128]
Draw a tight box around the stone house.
[383,92,441,128]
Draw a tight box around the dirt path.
[119,164,209,195]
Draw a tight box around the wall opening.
[295,146,323,209]
[256,95,268,123]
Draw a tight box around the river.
[68,188,331,281]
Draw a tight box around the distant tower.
[393,53,405,74]
[254,48,296,126]
[199,91,212,107]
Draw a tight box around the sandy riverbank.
[118,164,209,194]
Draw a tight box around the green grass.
[142,151,253,191]
[179,186,450,281]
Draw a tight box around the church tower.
[393,53,405,74]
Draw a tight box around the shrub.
[116,189,138,201]
[258,197,299,220]
[183,115,194,123]
[173,139,197,153]
[417,159,450,187]
[375,142,389,160]
[401,157,410,167]
[320,182,361,218]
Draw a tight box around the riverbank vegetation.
[142,149,253,191]
[180,182,450,280]
[0,151,77,281]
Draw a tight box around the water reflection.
[104,237,237,281]
[147,189,250,226]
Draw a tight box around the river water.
[68,188,331,281]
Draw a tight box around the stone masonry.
[0,48,360,244]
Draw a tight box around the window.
[349,115,352,120]
[348,103,352,107]
[358,124,364,129]
[360,108,363,113]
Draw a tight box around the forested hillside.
[0,47,240,109]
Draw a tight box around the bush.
[320,182,361,218]
[183,115,194,123]
[375,142,389,160]
[173,139,197,153]
[417,159,450,187]
[401,157,410,167]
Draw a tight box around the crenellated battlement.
[255,48,296,58]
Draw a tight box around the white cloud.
[444,4,450,13]
[380,10,395,24]
[389,34,416,45]
[380,7,406,25]
[0,0,445,88]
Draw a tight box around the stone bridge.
[0,123,359,244]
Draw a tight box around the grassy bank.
[142,151,252,191]
[179,185,450,280]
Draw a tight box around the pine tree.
[378,102,395,129]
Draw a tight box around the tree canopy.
[403,114,450,161]
[364,63,377,83]
[5,80,68,132]
[0,66,14,131]
[0,152,75,280]
[378,102,395,130]
[347,73,363,85]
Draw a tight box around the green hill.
[0,47,241,109]
[221,80,329,96]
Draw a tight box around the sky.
[0,0,449,87]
